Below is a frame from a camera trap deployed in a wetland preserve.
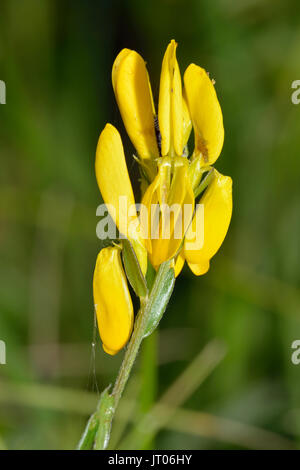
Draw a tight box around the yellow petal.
[140,166,161,256]
[95,124,147,275]
[93,247,133,355]
[182,89,192,148]
[184,64,224,165]
[158,40,183,157]
[187,260,209,276]
[174,251,185,277]
[141,156,194,267]
[95,123,136,235]
[112,48,131,92]
[112,49,159,176]
[184,170,232,270]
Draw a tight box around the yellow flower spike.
[184,169,232,272]
[95,124,147,275]
[141,156,194,267]
[158,40,183,157]
[184,64,224,166]
[112,49,159,179]
[93,246,134,355]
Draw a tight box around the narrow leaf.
[94,387,115,450]
[122,238,148,298]
[144,263,175,338]
[77,412,99,450]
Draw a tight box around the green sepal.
[122,238,148,299]
[194,168,214,199]
[145,261,156,291]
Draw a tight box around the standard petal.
[187,260,209,276]
[140,168,161,256]
[158,40,183,157]
[112,48,131,92]
[184,170,232,270]
[93,247,133,355]
[113,49,159,171]
[184,64,224,165]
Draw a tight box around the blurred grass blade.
[0,378,295,449]
[167,408,296,450]
[0,436,7,450]
[119,339,226,449]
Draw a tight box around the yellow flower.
[184,64,224,166]
[158,40,183,157]
[141,156,194,268]
[93,246,133,355]
[112,49,159,180]
[96,40,231,273]
[95,124,147,275]
[177,170,232,277]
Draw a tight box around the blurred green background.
[1,0,300,450]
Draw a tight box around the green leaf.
[144,262,175,338]
[122,239,148,298]
[77,412,99,450]
[94,387,115,450]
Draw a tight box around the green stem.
[91,260,174,450]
